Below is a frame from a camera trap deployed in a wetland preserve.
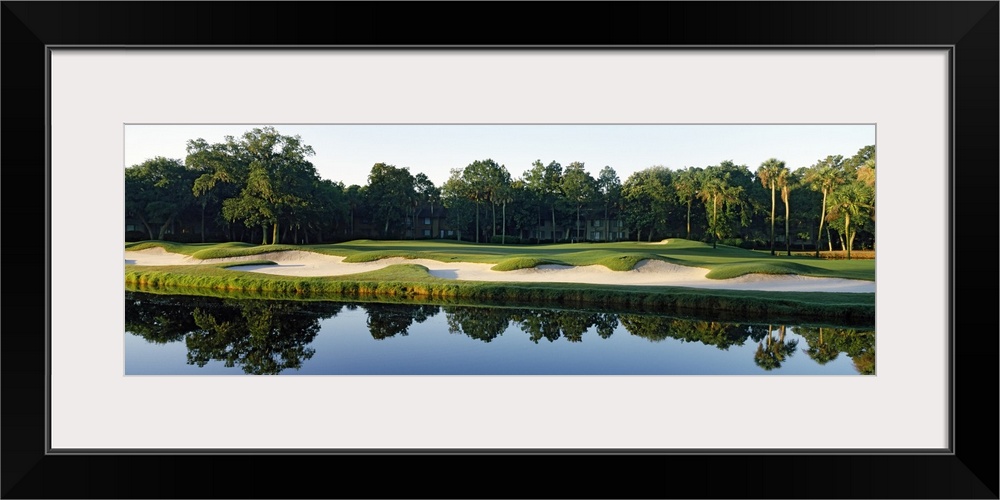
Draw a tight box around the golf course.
[125,238,875,323]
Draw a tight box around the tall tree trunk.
[136,214,154,240]
[272,222,279,245]
[262,225,268,245]
[475,202,480,243]
[491,202,497,238]
[770,183,776,255]
[686,200,692,240]
[605,204,610,242]
[551,206,557,243]
[576,206,581,243]
[158,214,176,240]
[712,196,719,249]
[502,201,506,245]
[844,213,852,260]
[816,189,828,258]
[784,192,791,256]
[200,200,207,243]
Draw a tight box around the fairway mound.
[712,273,876,293]
[204,250,331,264]
[124,247,195,265]
[631,259,704,275]
[125,248,875,293]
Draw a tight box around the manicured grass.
[124,262,875,324]
[705,261,818,280]
[126,238,874,280]
[124,238,875,322]
[491,257,566,271]
[595,253,666,271]
[124,240,195,254]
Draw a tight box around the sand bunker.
[124,247,875,293]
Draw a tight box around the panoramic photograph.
[124,124,876,375]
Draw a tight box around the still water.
[125,291,875,375]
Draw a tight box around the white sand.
[124,247,875,293]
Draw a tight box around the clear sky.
[124,124,875,187]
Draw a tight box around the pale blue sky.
[124,124,875,188]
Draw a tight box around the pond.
[125,291,875,375]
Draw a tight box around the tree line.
[125,127,875,257]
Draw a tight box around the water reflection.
[126,291,875,375]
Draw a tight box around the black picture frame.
[3,2,997,498]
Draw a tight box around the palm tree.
[856,157,876,251]
[754,325,799,371]
[756,158,786,256]
[754,325,780,371]
[801,327,841,365]
[803,156,845,257]
[696,171,743,249]
[778,167,795,256]
[673,167,700,239]
[827,181,873,260]
[495,181,514,244]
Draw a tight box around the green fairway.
[125,238,874,281]
[124,239,874,322]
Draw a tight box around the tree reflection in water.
[126,291,876,374]
[127,292,342,374]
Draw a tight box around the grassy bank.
[125,260,875,324]
[126,283,874,328]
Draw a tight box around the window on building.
[126,224,136,232]
[592,231,601,240]
[447,230,454,236]
[424,217,431,225]
[423,229,431,236]
[593,220,602,227]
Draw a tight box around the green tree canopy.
[561,161,597,242]
[523,160,564,243]
[125,156,197,240]
[365,163,416,238]
[219,127,319,244]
